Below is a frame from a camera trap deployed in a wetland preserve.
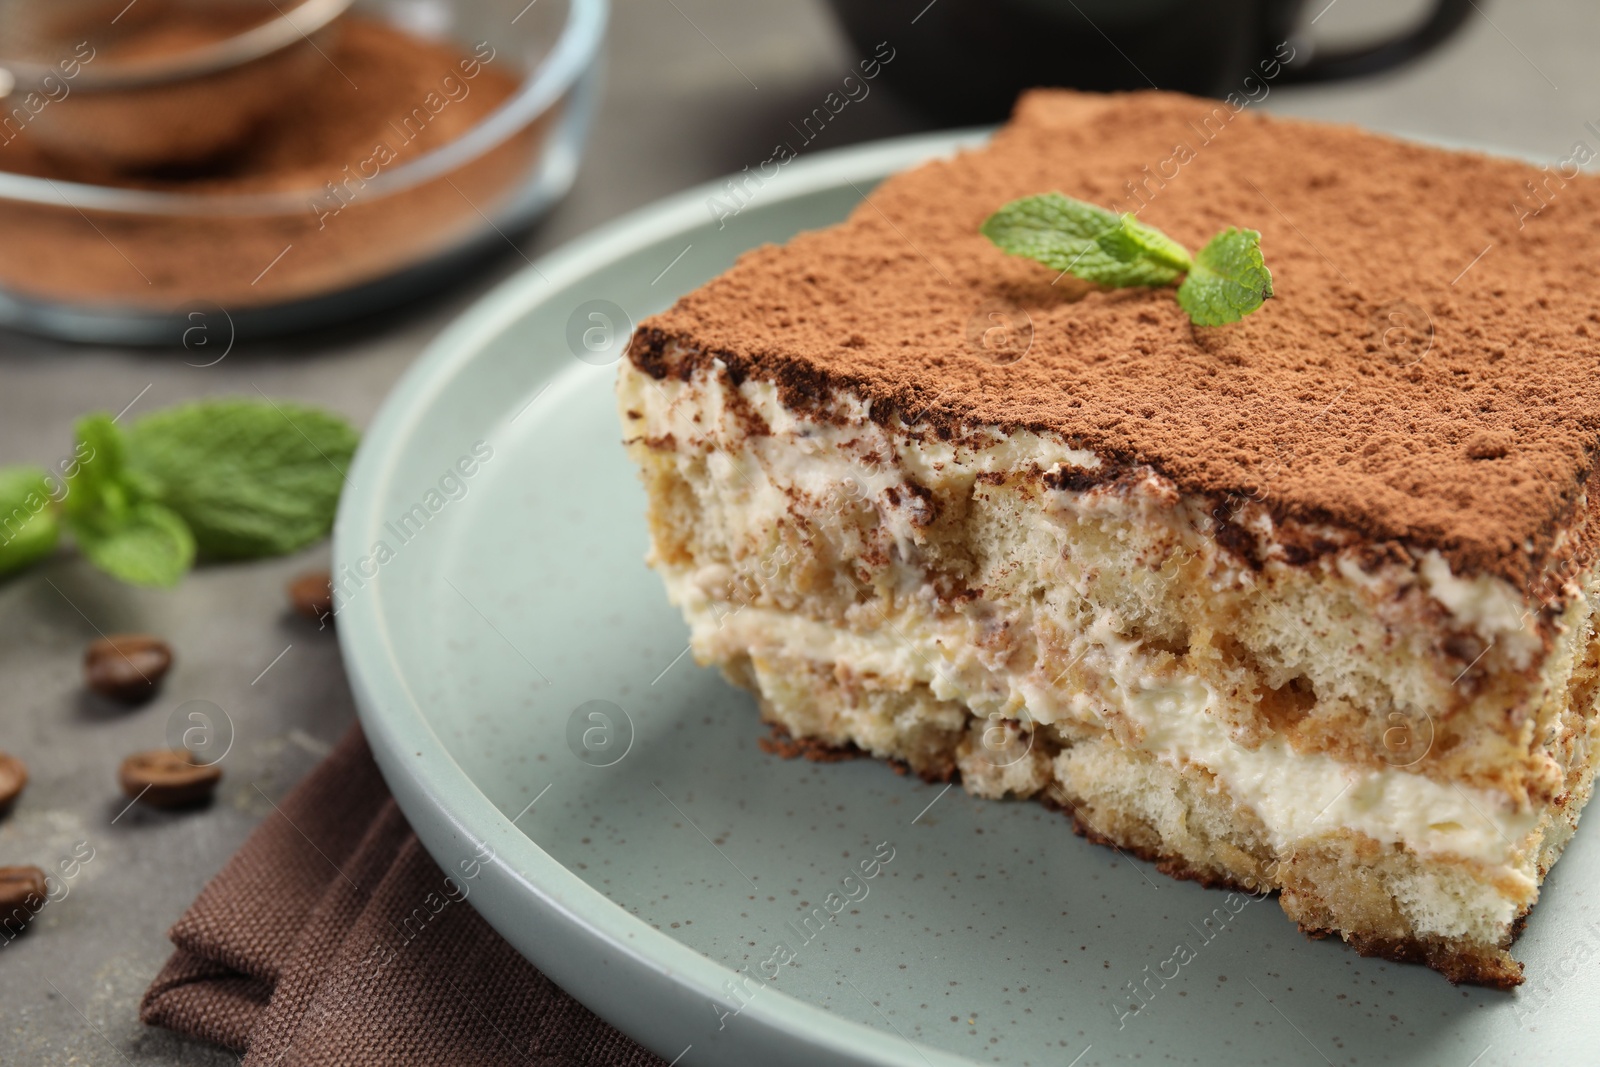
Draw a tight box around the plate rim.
[334,127,993,1067]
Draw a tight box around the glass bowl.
[0,0,607,343]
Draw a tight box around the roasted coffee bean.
[0,752,27,816]
[84,633,173,703]
[288,569,334,622]
[0,866,47,927]
[119,749,222,809]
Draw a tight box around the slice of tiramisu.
[617,90,1600,986]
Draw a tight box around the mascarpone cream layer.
[667,572,1537,876]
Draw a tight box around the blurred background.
[0,0,1595,1060]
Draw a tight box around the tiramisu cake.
[617,90,1600,986]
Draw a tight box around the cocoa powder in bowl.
[14,0,321,168]
[0,14,538,311]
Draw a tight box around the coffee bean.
[287,569,334,622]
[0,752,27,817]
[119,749,222,809]
[0,866,47,926]
[84,634,173,703]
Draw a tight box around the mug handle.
[1280,0,1474,83]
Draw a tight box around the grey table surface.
[0,0,1595,1062]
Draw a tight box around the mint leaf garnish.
[1094,214,1194,281]
[981,193,1273,325]
[1175,228,1273,326]
[64,414,132,526]
[0,466,61,578]
[76,501,195,587]
[62,414,190,587]
[980,193,1187,287]
[125,399,358,559]
[64,414,143,538]
[3,398,356,587]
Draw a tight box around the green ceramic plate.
[334,130,1596,1067]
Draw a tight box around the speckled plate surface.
[334,130,1600,1067]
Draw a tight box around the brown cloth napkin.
[141,726,666,1066]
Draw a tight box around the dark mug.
[823,0,1474,123]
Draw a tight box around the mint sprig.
[62,413,195,587]
[981,193,1273,325]
[127,400,358,559]
[0,467,63,578]
[1,399,358,588]
[77,501,196,588]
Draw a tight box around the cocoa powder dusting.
[635,90,1600,586]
